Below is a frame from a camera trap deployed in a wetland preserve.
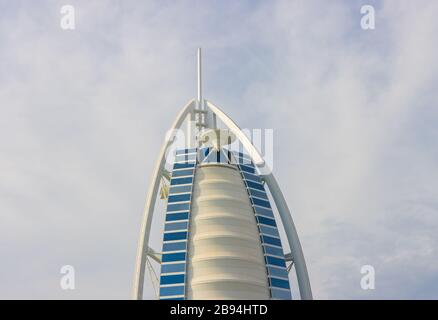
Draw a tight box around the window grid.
[234,151,292,300]
[159,148,198,300]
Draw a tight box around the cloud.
[0,0,437,299]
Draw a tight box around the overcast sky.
[1,0,437,299]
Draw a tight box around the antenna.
[197,48,202,109]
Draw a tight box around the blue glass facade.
[232,151,293,300]
[158,148,196,300]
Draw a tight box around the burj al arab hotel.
[132,49,312,300]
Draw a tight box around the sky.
[0,0,437,299]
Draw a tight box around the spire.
[197,48,202,109]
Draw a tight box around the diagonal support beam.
[161,169,171,181]
[284,252,293,262]
[147,247,162,264]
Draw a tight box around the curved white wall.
[186,164,269,300]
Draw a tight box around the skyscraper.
[132,49,312,300]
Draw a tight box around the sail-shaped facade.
[132,49,312,300]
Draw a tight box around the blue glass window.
[167,203,190,212]
[169,185,192,194]
[266,256,286,268]
[254,206,274,218]
[270,277,290,289]
[259,225,279,237]
[262,235,282,247]
[264,245,284,257]
[170,177,193,186]
[168,193,191,203]
[257,216,276,227]
[163,231,187,242]
[164,221,188,232]
[159,285,185,297]
[243,172,261,183]
[166,212,189,222]
[161,263,185,274]
[162,241,187,252]
[246,180,264,191]
[160,274,185,285]
[270,288,292,300]
[267,266,289,279]
[173,162,195,170]
[240,164,256,174]
[171,169,194,178]
[252,197,271,208]
[162,252,186,262]
[248,188,268,200]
